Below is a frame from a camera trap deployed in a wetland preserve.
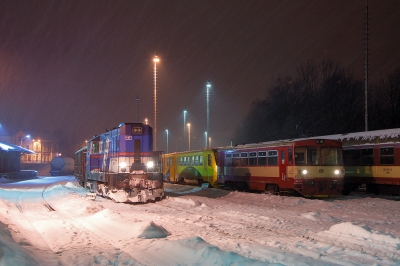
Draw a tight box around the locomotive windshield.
[321,147,342,165]
[295,146,342,166]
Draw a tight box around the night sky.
[1,0,399,153]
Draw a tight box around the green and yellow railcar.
[162,149,218,187]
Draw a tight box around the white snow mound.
[138,221,170,239]
[329,222,400,245]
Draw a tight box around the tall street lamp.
[20,134,30,146]
[165,129,169,153]
[183,109,187,151]
[206,80,211,147]
[187,123,191,151]
[153,53,160,150]
[204,132,207,148]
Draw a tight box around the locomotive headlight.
[334,169,340,175]
[147,161,154,169]
[302,169,308,175]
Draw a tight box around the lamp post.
[153,53,160,150]
[187,123,191,151]
[209,137,212,148]
[204,132,207,148]
[183,109,187,151]
[20,135,30,146]
[136,95,139,123]
[165,129,169,153]
[206,80,211,147]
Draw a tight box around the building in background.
[13,130,60,164]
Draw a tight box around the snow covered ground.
[1,176,400,266]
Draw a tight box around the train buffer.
[86,193,97,201]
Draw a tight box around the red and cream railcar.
[319,128,400,195]
[217,138,344,197]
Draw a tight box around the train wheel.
[265,184,278,195]
[366,184,380,194]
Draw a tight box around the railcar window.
[288,148,293,164]
[225,153,232,166]
[179,157,182,166]
[361,148,374,165]
[380,147,394,165]
[208,154,212,166]
[321,147,342,165]
[232,153,240,166]
[268,150,278,165]
[343,149,356,166]
[240,153,248,166]
[249,152,257,165]
[192,156,195,166]
[200,155,203,165]
[258,151,267,165]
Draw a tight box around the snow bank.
[329,222,400,246]
[0,223,40,266]
[169,197,205,207]
[138,236,269,265]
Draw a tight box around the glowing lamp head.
[302,169,308,175]
[147,161,154,169]
[334,169,340,175]
[153,57,159,63]
[119,162,127,168]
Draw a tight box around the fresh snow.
[1,176,400,265]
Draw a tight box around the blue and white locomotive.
[74,123,164,203]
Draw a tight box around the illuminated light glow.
[302,169,308,175]
[334,169,340,175]
[0,143,13,150]
[147,161,154,168]
[153,53,159,150]
[119,162,127,168]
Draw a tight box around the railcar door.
[280,149,288,188]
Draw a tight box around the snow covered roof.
[0,141,35,154]
[309,128,400,145]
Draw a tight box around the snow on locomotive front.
[84,123,164,203]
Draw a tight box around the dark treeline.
[233,59,400,144]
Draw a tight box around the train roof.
[308,128,400,146]
[217,137,341,151]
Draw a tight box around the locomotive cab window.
[91,141,100,154]
[321,147,342,166]
[380,147,394,165]
[295,147,319,165]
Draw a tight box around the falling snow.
[1,1,400,151]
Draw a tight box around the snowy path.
[1,177,400,265]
